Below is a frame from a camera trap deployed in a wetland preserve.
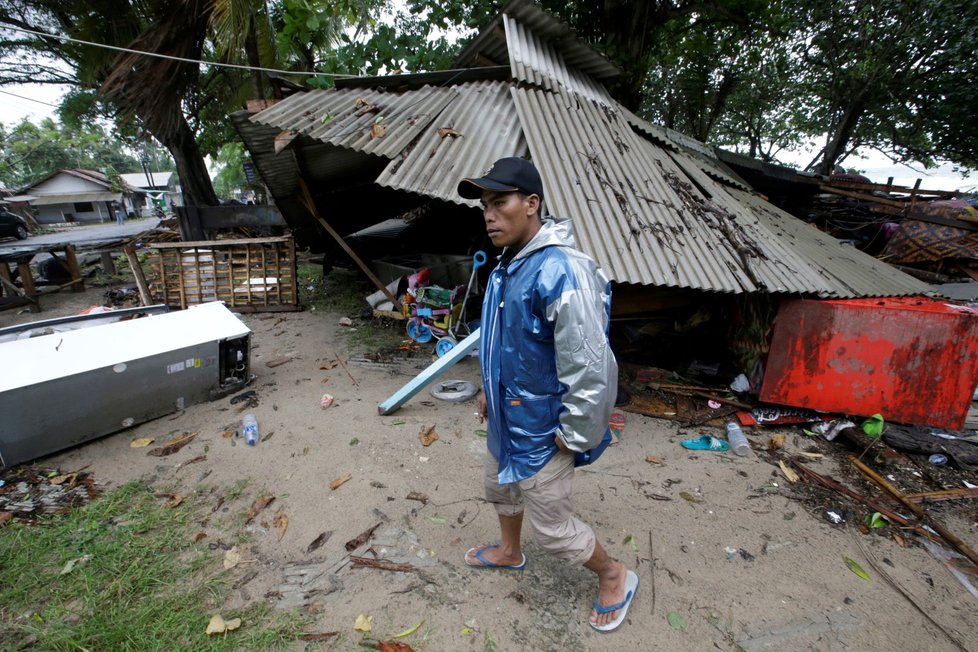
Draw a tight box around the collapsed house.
[232,0,978,429]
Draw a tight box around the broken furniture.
[146,236,299,311]
[0,243,84,313]
[0,302,251,468]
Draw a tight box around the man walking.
[458,157,638,632]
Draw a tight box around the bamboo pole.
[849,455,978,566]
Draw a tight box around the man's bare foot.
[464,544,526,569]
[590,560,627,627]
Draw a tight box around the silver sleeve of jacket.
[547,274,618,453]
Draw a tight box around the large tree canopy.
[404,0,977,176]
[0,0,391,205]
[0,117,146,188]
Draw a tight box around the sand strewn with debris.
[3,287,977,651]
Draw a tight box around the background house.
[18,169,129,224]
[120,171,182,216]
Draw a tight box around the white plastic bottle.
[243,414,259,446]
[725,421,751,457]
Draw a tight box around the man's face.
[480,190,541,250]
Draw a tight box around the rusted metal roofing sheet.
[454,0,620,81]
[375,81,527,206]
[504,14,614,106]
[512,86,928,297]
[251,86,457,159]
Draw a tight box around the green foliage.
[0,479,308,650]
[0,117,142,189]
[212,141,248,199]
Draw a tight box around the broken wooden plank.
[849,455,978,567]
[905,487,978,504]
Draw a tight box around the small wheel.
[14,224,28,240]
[435,336,456,357]
[406,319,433,343]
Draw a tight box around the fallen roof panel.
[504,14,614,106]
[251,86,457,159]
[375,80,527,205]
[513,85,931,297]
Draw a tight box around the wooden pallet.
[146,236,299,312]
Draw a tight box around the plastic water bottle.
[725,421,751,457]
[243,414,259,446]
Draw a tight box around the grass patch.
[0,479,307,651]
[298,264,369,316]
[298,264,413,357]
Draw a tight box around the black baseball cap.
[457,157,544,201]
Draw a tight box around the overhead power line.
[3,24,354,78]
[0,88,59,106]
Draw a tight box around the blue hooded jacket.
[480,216,618,484]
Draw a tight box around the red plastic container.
[760,297,978,429]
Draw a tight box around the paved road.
[0,218,162,256]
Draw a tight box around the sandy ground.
[3,284,978,652]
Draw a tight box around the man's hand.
[476,394,487,423]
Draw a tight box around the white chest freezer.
[0,302,251,467]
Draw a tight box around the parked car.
[0,209,30,240]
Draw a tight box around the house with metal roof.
[120,171,181,216]
[17,169,131,225]
[232,0,928,301]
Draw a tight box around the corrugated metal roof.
[251,85,457,159]
[375,81,527,205]
[512,86,928,297]
[30,191,121,206]
[504,14,614,106]
[237,4,928,299]
[454,0,620,81]
[725,187,931,297]
[620,106,750,190]
[232,111,302,199]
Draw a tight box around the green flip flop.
[681,434,729,452]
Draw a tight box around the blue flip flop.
[464,545,527,571]
[590,569,639,632]
[681,434,730,452]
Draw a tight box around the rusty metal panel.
[760,297,978,429]
[375,81,527,205]
[251,86,457,159]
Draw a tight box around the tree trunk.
[815,97,865,175]
[159,115,219,207]
[245,15,264,99]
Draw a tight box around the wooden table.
[0,243,85,312]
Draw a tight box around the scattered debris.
[146,432,197,457]
[0,466,102,521]
[418,425,438,447]
[345,522,381,551]
[307,531,333,553]
[206,614,241,635]
[245,494,275,523]
[330,473,352,490]
[273,509,288,541]
[406,491,428,505]
[349,556,416,573]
